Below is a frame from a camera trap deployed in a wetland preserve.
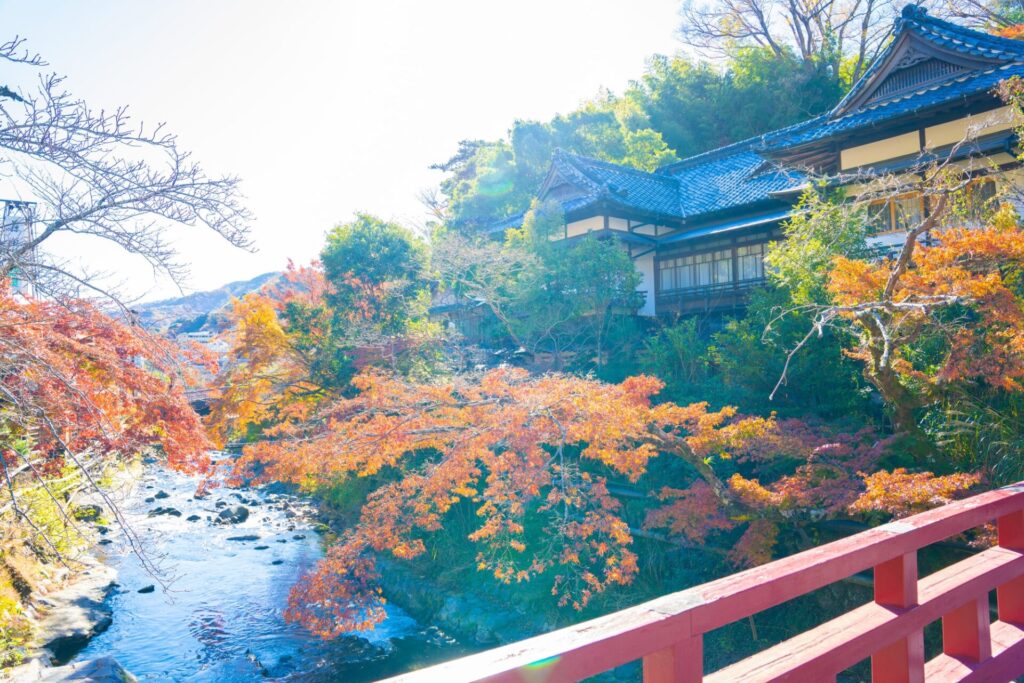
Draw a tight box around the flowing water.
[72,460,469,681]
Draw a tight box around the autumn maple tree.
[0,289,213,566]
[775,165,1024,441]
[229,367,778,635]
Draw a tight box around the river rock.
[137,585,155,594]
[147,507,181,517]
[226,534,260,542]
[143,497,154,503]
[215,506,249,525]
[260,481,291,495]
[72,504,103,522]
[271,560,284,565]
[34,562,117,664]
[253,545,269,550]
[153,490,170,500]
[186,514,201,522]
[35,656,137,682]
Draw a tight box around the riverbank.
[2,556,124,681]
[1,457,475,682]
[1,461,136,681]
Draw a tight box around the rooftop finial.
[901,3,927,19]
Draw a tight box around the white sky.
[0,1,683,302]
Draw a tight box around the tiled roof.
[764,62,1024,148]
[509,6,1023,233]
[667,146,805,217]
[547,149,682,218]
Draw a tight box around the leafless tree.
[0,35,253,303]
[0,35,252,584]
[678,1,1007,81]
[941,0,1024,29]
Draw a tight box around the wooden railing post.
[643,636,702,683]
[942,596,992,662]
[998,510,1024,624]
[871,552,924,683]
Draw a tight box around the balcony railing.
[385,483,1024,682]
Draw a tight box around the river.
[71,460,469,681]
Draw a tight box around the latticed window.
[737,243,766,281]
[866,193,925,234]
[659,249,734,292]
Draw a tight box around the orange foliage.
[646,419,897,568]
[233,367,773,635]
[848,468,982,518]
[0,289,211,473]
[205,263,331,446]
[827,209,1024,393]
[995,24,1024,40]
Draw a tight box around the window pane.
[697,262,711,285]
[715,258,732,283]
[894,195,923,231]
[867,201,891,234]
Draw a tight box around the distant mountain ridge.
[136,271,279,334]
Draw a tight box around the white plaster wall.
[634,251,656,317]
[565,216,604,238]
[608,216,630,231]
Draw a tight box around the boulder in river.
[137,585,155,594]
[36,656,137,682]
[253,545,269,550]
[186,514,201,522]
[215,505,249,525]
[226,534,260,542]
[147,507,181,518]
[153,490,170,500]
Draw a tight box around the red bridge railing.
[386,483,1024,682]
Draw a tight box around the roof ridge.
[555,149,679,183]
[906,6,1024,54]
[657,137,765,173]
[657,112,832,173]
[829,5,1024,118]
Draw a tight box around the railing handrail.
[385,483,1024,682]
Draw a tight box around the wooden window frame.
[867,191,925,236]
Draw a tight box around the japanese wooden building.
[493,6,1024,317]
